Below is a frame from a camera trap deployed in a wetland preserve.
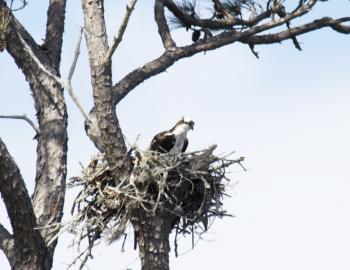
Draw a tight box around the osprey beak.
[189,121,194,130]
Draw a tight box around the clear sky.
[1,1,350,269]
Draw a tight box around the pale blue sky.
[1,1,350,269]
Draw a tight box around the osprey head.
[177,116,195,130]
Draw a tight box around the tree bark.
[6,19,68,251]
[82,0,130,184]
[0,0,67,268]
[131,210,173,270]
[0,138,51,270]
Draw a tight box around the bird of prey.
[149,116,194,154]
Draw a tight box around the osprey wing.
[182,138,189,152]
[149,131,176,153]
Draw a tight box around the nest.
[65,145,244,268]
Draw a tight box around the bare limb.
[0,137,46,263]
[42,0,67,71]
[155,0,176,50]
[241,17,350,45]
[18,32,90,122]
[0,0,50,72]
[163,0,271,29]
[103,0,138,63]
[238,0,317,39]
[111,0,350,105]
[0,223,14,259]
[0,114,39,134]
[67,26,84,81]
[18,34,64,84]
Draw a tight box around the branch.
[112,51,178,104]
[163,0,236,29]
[241,17,350,45]
[163,0,271,29]
[67,27,84,81]
[42,0,67,71]
[237,0,317,39]
[18,32,90,122]
[0,114,39,134]
[0,0,51,75]
[0,137,45,258]
[110,0,324,105]
[103,0,138,63]
[155,0,176,50]
[0,223,14,260]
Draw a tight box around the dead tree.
[0,0,349,269]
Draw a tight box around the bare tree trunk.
[0,1,67,268]
[131,209,174,270]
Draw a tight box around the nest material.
[67,145,244,268]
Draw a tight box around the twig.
[121,233,127,252]
[103,0,138,63]
[248,43,259,58]
[18,32,90,122]
[0,114,39,134]
[67,27,84,81]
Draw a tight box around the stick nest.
[66,145,244,267]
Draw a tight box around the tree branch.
[0,223,14,260]
[113,51,178,104]
[237,0,317,39]
[67,27,84,81]
[241,17,350,45]
[103,0,138,63]
[0,0,51,74]
[18,32,90,122]
[155,0,176,50]
[163,0,272,29]
[0,137,46,261]
[112,28,246,104]
[0,114,39,134]
[162,0,237,29]
[42,0,67,71]
[112,0,346,105]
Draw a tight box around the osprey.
[149,116,195,154]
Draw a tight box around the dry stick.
[67,27,84,81]
[66,28,90,122]
[103,0,138,63]
[18,32,90,122]
[0,114,39,134]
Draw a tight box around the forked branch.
[18,32,90,122]
[155,0,176,50]
[112,0,350,104]
[104,0,138,63]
